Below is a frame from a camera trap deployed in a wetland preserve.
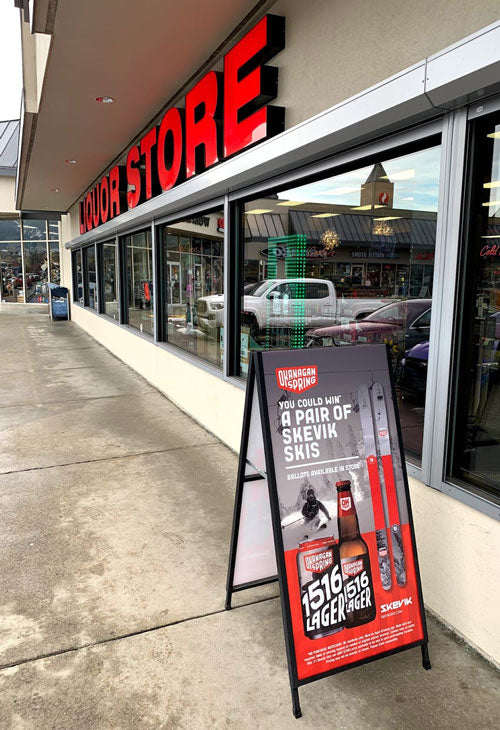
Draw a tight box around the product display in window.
[102,241,119,319]
[240,146,441,462]
[0,241,22,302]
[161,211,224,366]
[24,240,49,303]
[125,230,154,336]
[72,250,83,304]
[83,245,97,310]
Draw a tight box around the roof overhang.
[16,0,268,213]
[65,21,500,250]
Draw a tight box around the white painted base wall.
[71,304,500,668]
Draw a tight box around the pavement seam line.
[0,595,280,672]
[0,441,222,477]
[0,389,156,412]
[0,364,132,375]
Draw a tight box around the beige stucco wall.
[0,177,17,214]
[410,477,499,665]
[273,0,500,129]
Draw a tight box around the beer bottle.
[337,480,376,628]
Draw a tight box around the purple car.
[399,341,429,401]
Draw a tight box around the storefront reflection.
[161,211,224,367]
[240,145,441,462]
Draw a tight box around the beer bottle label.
[341,554,376,627]
[299,545,346,639]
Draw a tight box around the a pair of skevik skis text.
[358,383,406,590]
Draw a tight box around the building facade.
[15,1,500,666]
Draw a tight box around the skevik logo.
[381,597,413,613]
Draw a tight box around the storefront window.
[449,112,500,500]
[102,241,119,320]
[160,211,224,366]
[83,245,97,310]
[24,240,49,303]
[49,241,60,284]
[22,220,47,241]
[0,241,22,302]
[124,229,153,336]
[0,218,21,241]
[240,145,441,461]
[48,222,60,241]
[72,249,83,304]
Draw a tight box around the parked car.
[398,341,429,401]
[306,299,432,360]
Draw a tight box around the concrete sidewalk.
[0,313,498,729]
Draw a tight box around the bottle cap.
[336,480,351,491]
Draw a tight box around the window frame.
[444,106,500,509]
[424,105,500,520]
[121,227,154,337]
[156,204,226,368]
[98,238,120,321]
[82,243,98,310]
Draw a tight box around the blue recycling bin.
[48,284,69,320]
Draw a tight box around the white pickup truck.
[197,279,395,334]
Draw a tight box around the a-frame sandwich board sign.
[226,345,431,719]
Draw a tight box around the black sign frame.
[226,346,431,718]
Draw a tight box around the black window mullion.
[119,236,129,324]
[96,243,105,314]
[156,225,167,342]
[228,199,243,377]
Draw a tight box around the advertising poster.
[258,345,426,682]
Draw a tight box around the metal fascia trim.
[425,22,500,107]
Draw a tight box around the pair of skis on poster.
[358,382,405,591]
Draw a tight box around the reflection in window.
[125,230,153,336]
[48,222,60,241]
[0,242,22,302]
[0,218,21,241]
[24,241,49,303]
[450,112,500,500]
[102,241,119,320]
[240,145,441,462]
[72,250,83,304]
[83,245,97,310]
[22,220,47,240]
[160,212,224,367]
[49,241,60,284]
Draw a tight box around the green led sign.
[266,235,307,350]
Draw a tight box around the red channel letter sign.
[79,14,285,234]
